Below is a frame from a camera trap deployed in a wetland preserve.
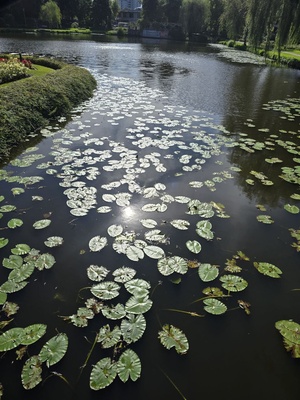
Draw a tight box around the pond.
[0,33,300,400]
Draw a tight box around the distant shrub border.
[0,55,97,162]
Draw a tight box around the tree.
[209,0,223,38]
[91,0,111,30]
[110,0,119,20]
[39,0,62,28]
[180,0,210,38]
[141,0,158,26]
[219,0,247,41]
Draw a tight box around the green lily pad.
[0,237,9,249]
[90,357,117,390]
[0,327,24,351]
[91,281,120,300]
[21,355,43,390]
[21,324,47,345]
[8,262,35,282]
[158,324,189,355]
[220,275,248,292]
[7,218,23,229]
[121,314,146,344]
[275,320,300,358]
[117,349,141,382]
[125,295,153,314]
[0,280,28,293]
[39,333,68,367]
[203,298,227,315]
[112,267,136,283]
[186,240,202,254]
[198,263,219,282]
[125,279,151,297]
[11,244,31,255]
[97,324,122,348]
[33,219,52,229]
[284,204,300,214]
[253,262,282,278]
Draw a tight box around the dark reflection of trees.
[219,64,300,207]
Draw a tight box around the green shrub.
[227,40,235,47]
[0,59,97,162]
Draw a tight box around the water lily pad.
[253,262,282,278]
[39,333,68,367]
[0,280,28,293]
[0,327,24,351]
[21,355,43,390]
[33,219,52,230]
[117,349,141,382]
[35,253,56,270]
[198,263,219,282]
[220,275,248,292]
[90,357,117,390]
[256,215,274,224]
[8,262,35,282]
[91,281,120,300]
[186,240,202,254]
[275,320,300,358]
[107,224,123,237]
[284,204,300,214]
[98,324,122,348]
[87,265,109,282]
[203,298,227,315]
[121,314,146,344]
[0,237,9,249]
[101,304,126,320]
[170,219,190,230]
[125,279,151,297]
[44,236,64,248]
[125,295,153,314]
[158,324,189,355]
[21,324,47,345]
[11,244,30,255]
[143,245,165,259]
[7,218,23,229]
[112,266,136,283]
[89,236,108,252]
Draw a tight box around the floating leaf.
[33,219,51,230]
[203,298,227,315]
[98,324,122,348]
[8,263,35,283]
[89,236,107,252]
[21,355,43,390]
[107,224,123,237]
[143,245,165,259]
[0,238,9,249]
[0,327,24,351]
[186,240,202,254]
[140,219,157,228]
[102,304,126,320]
[253,262,282,278]
[220,275,248,292]
[256,215,274,224]
[158,324,189,355]
[7,218,23,229]
[87,265,109,282]
[35,253,56,270]
[170,219,190,230]
[11,187,25,195]
[126,245,144,261]
[44,236,64,248]
[11,244,30,255]
[21,324,47,345]
[121,314,146,344]
[90,357,117,390]
[0,280,28,293]
[0,291,7,305]
[275,320,300,358]
[113,267,136,283]
[0,205,16,212]
[125,279,151,297]
[117,349,141,382]
[284,204,300,214]
[198,263,219,282]
[39,333,68,367]
[125,295,153,314]
[91,281,120,300]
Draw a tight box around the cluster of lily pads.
[0,70,300,396]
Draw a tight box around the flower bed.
[0,56,32,84]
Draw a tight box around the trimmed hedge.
[0,57,97,162]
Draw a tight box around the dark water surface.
[0,34,300,400]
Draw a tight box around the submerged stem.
[77,332,99,383]
[160,368,188,400]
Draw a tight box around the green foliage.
[0,57,96,161]
[39,0,62,28]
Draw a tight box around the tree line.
[1,0,300,52]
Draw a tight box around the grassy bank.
[0,56,97,162]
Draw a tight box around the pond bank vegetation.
[0,55,97,162]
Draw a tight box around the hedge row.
[0,57,97,162]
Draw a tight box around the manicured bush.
[0,57,97,162]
